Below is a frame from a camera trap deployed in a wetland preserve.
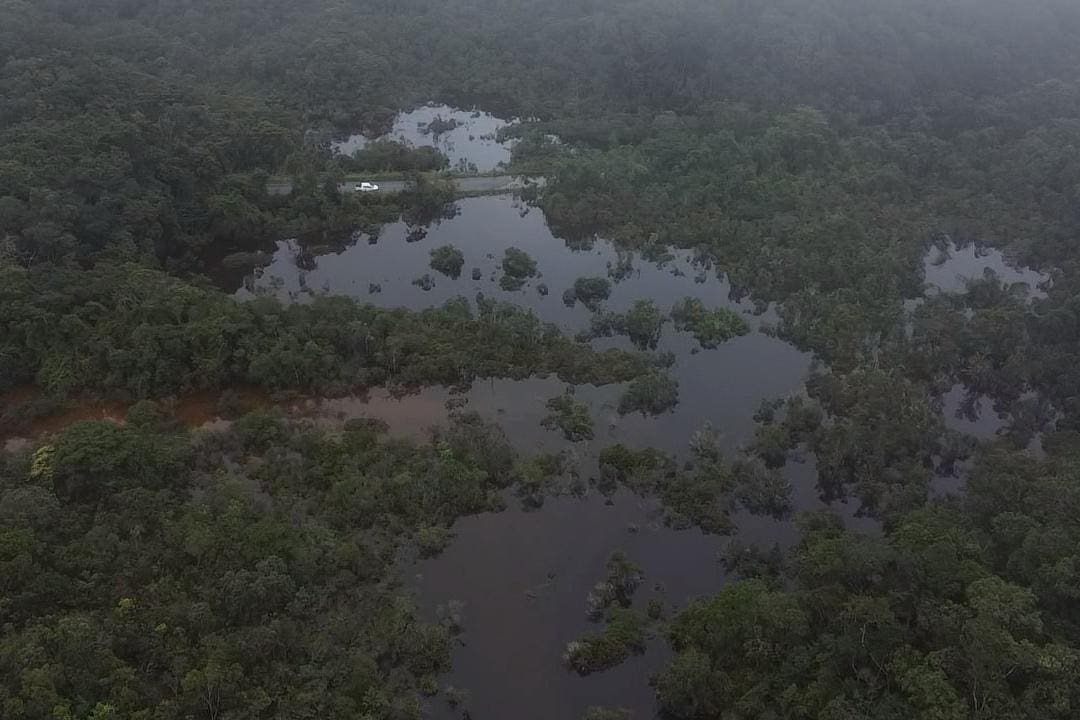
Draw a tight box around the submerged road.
[266,174,539,196]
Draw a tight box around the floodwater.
[229,194,848,719]
[333,104,515,173]
[921,243,1047,499]
[924,241,1048,296]
[7,196,1042,720]
[939,384,1006,439]
[237,195,811,459]
[410,455,875,720]
[0,388,273,450]
[922,241,1046,440]
[413,490,723,720]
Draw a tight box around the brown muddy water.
[0,387,269,450]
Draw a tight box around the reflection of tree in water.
[560,231,597,252]
[453,157,479,174]
[401,198,460,228]
[346,226,381,247]
[727,282,750,304]
[956,388,988,424]
[421,114,462,138]
[293,247,317,272]
[929,245,952,267]
[606,250,634,283]
[511,196,533,218]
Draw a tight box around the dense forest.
[4,0,1080,718]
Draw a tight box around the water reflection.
[409,444,874,720]
[238,195,812,458]
[916,241,1047,443]
[939,384,1005,439]
[309,355,804,461]
[227,195,817,718]
[924,240,1048,296]
[238,196,765,332]
[413,490,724,720]
[333,104,514,173]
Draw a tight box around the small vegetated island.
[541,389,594,442]
[564,553,650,675]
[617,370,680,416]
[598,423,791,534]
[412,272,436,291]
[670,297,750,349]
[564,276,613,310]
[499,247,539,290]
[429,244,465,279]
[585,299,665,350]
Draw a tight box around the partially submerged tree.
[586,299,665,350]
[565,553,649,675]
[618,371,679,416]
[541,389,594,442]
[430,244,465,278]
[412,272,436,291]
[670,297,749,349]
[567,276,613,310]
[500,247,539,290]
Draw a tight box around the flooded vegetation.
[234,194,812,451]
[413,494,726,720]
[252,207,1053,716]
[8,2,1080,719]
[238,197,780,332]
[213,190,948,716]
[5,174,1054,719]
[333,105,516,173]
[0,387,269,448]
[3,149,1056,720]
[923,240,1049,296]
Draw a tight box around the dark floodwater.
[408,458,874,720]
[230,194,905,719]
[924,241,1047,441]
[6,191,1048,719]
[922,242,1047,499]
[226,197,1049,720]
[332,104,514,173]
[940,384,1006,439]
[412,490,722,720]
[924,241,1047,296]
[238,195,812,459]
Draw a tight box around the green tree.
[429,244,465,279]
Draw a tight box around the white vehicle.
[354,182,380,192]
